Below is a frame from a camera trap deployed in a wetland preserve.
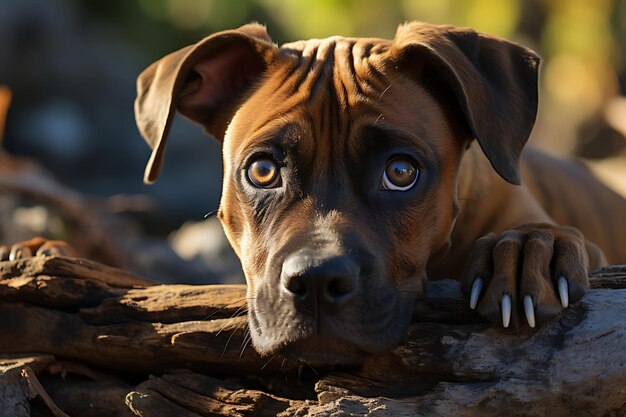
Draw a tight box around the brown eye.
[247,157,280,188]
[381,157,419,191]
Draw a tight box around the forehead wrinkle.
[301,40,337,102]
[276,38,338,102]
[304,42,339,154]
[278,41,320,97]
[334,41,365,107]
[335,39,393,106]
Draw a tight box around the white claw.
[9,246,30,261]
[557,276,569,308]
[523,295,535,328]
[469,277,483,310]
[501,294,511,328]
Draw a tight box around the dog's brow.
[237,123,299,159]
[361,124,438,159]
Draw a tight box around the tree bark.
[0,256,625,416]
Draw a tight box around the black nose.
[281,251,359,312]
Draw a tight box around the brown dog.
[5,22,626,365]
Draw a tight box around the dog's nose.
[281,251,359,312]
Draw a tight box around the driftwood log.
[0,256,625,416]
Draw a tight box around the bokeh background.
[1,0,625,282]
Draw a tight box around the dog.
[5,22,626,365]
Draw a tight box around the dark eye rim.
[381,155,420,191]
[245,154,282,189]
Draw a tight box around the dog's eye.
[381,157,419,191]
[247,157,281,188]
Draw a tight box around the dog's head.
[135,22,539,364]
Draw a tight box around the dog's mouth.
[248,287,417,365]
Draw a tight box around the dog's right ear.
[135,23,276,183]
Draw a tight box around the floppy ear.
[135,23,277,183]
[391,22,540,185]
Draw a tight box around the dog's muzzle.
[248,244,415,365]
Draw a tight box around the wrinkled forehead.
[223,36,452,162]
[280,35,392,68]
[225,38,387,130]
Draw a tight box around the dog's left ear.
[135,23,277,183]
[391,22,540,185]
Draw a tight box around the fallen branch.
[0,255,624,416]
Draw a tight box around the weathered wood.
[0,355,60,417]
[41,378,134,417]
[589,264,626,289]
[0,256,625,416]
[128,373,288,417]
[0,304,288,375]
[81,284,247,324]
[0,256,153,288]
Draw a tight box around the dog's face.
[135,23,539,364]
[220,42,467,363]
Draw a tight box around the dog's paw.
[461,224,591,329]
[0,237,76,261]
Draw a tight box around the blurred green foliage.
[79,0,626,154]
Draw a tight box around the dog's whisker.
[202,298,248,321]
[239,332,253,358]
[215,318,238,336]
[240,327,251,347]
[373,113,383,125]
[203,309,226,321]
[221,320,246,358]
[221,329,237,357]
[377,84,392,102]
[202,307,246,321]
[228,305,247,319]
[281,357,288,381]
[241,325,252,351]
[203,209,218,219]
[261,354,276,370]
[239,342,251,358]
[215,324,227,337]
[215,305,250,336]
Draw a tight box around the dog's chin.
[279,335,369,365]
